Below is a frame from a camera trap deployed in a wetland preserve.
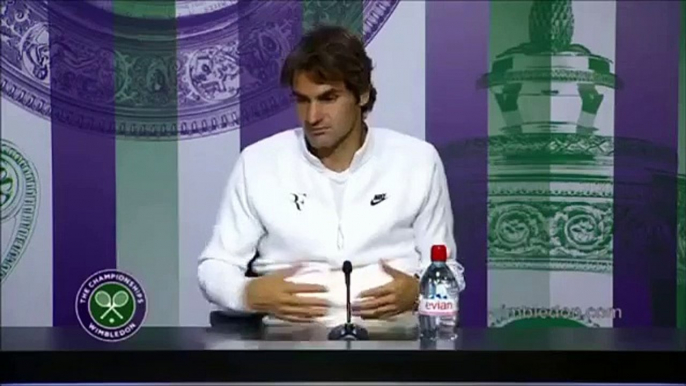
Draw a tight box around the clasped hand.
[244,265,330,323]
[352,260,419,319]
[244,261,419,322]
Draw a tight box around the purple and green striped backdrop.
[1,0,684,328]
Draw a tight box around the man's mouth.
[309,127,329,135]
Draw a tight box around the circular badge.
[75,269,147,342]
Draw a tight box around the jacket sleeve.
[412,146,466,292]
[197,152,265,313]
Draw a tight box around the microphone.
[327,260,369,340]
[343,260,352,323]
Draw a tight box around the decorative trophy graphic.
[469,0,680,327]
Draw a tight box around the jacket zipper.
[327,170,350,254]
[337,224,344,250]
[336,180,347,252]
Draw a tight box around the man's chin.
[305,135,333,150]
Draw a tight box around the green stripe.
[302,0,363,35]
[677,0,685,328]
[114,0,179,326]
[487,0,554,328]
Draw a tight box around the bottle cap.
[431,245,447,262]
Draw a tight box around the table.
[2,323,685,384]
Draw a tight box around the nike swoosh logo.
[370,194,386,206]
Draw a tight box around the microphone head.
[342,260,352,274]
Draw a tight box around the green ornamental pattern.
[1,140,39,284]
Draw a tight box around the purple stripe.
[426,1,489,327]
[614,0,681,327]
[49,2,117,326]
[239,0,302,149]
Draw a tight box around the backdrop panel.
[1,0,683,328]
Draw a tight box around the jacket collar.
[297,124,375,174]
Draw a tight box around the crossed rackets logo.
[89,283,135,328]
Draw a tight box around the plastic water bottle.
[418,245,459,340]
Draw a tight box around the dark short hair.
[280,24,377,115]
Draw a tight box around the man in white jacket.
[198,25,465,326]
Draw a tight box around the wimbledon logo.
[75,269,147,342]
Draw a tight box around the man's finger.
[285,282,328,294]
[274,313,317,323]
[278,305,328,318]
[358,304,396,319]
[358,284,392,299]
[284,294,330,308]
[352,294,393,312]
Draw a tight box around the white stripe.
[573,0,616,138]
[1,99,53,326]
[365,0,426,140]
[573,0,616,326]
[178,130,242,326]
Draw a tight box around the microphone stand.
[328,260,369,340]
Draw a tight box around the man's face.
[292,71,367,150]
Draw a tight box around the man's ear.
[359,89,370,107]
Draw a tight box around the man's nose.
[306,102,323,125]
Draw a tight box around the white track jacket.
[198,126,466,326]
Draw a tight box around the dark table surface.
[2,322,685,383]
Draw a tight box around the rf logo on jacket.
[291,193,306,211]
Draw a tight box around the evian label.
[418,297,458,316]
[419,281,459,317]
